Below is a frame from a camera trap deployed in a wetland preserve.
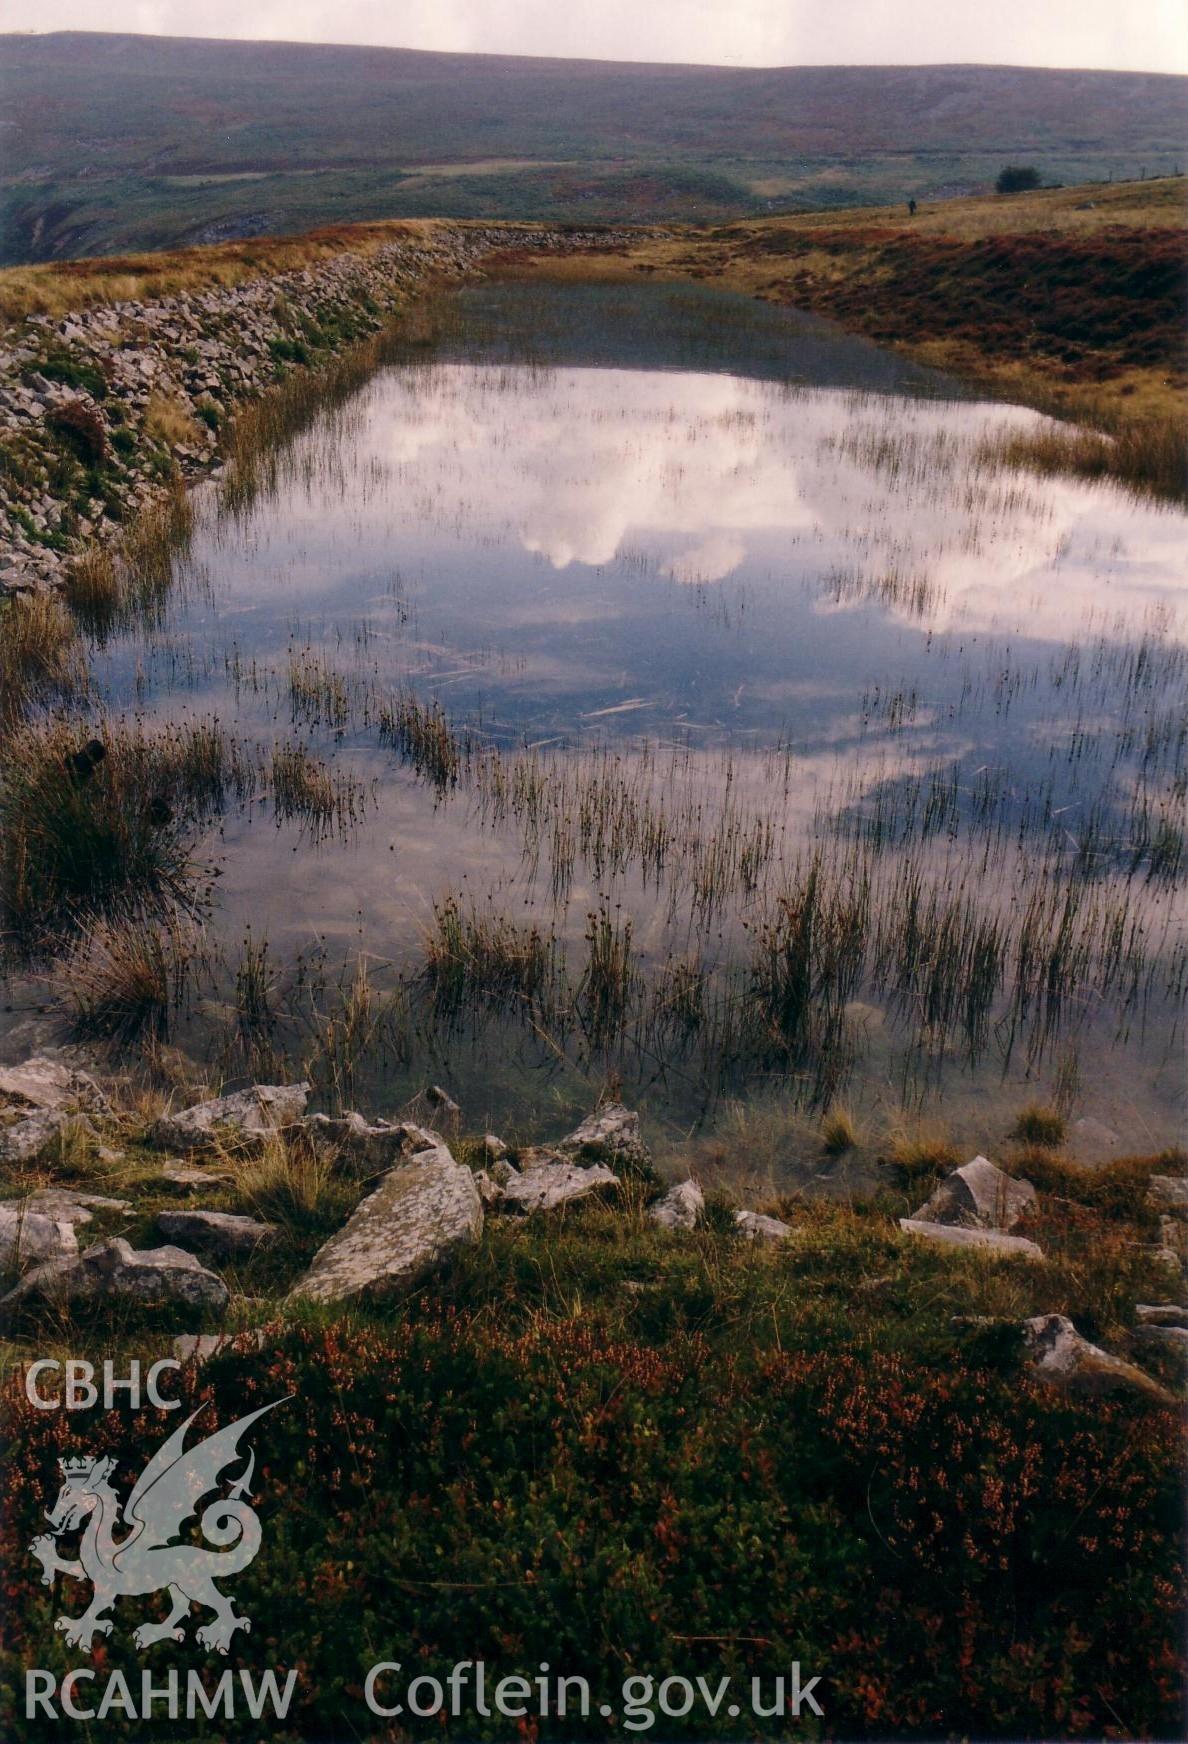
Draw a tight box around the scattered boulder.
[157,1210,278,1257]
[426,1085,461,1117]
[159,1163,233,1191]
[472,1169,505,1207]
[0,1053,105,1162]
[174,1327,270,1364]
[1134,1324,1188,1354]
[0,1054,106,1113]
[305,1111,437,1167]
[1135,1303,1188,1327]
[3,1188,128,1226]
[1147,1176,1188,1218]
[150,1082,310,1151]
[0,1107,73,1165]
[288,1138,482,1306]
[481,1134,510,1164]
[912,1155,1036,1233]
[557,1104,653,1179]
[1022,1313,1174,1403]
[0,1206,78,1267]
[498,1149,618,1215]
[1,1238,228,1316]
[736,1209,794,1243]
[899,1218,1044,1261]
[649,1180,704,1231]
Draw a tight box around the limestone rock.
[160,1163,233,1190]
[913,1156,1036,1233]
[899,1218,1044,1260]
[472,1170,505,1207]
[151,1082,310,1150]
[1147,1176,1188,1218]
[1134,1324,1188,1353]
[157,1210,278,1256]
[1,1238,228,1315]
[4,1189,129,1226]
[557,1103,653,1178]
[0,1206,78,1267]
[482,1134,510,1164]
[736,1209,794,1243]
[649,1180,704,1231]
[0,1107,70,1165]
[426,1084,461,1116]
[1022,1313,1174,1403]
[174,1328,270,1364]
[0,1054,106,1113]
[288,1139,482,1306]
[498,1150,618,1215]
[305,1111,435,1167]
[1135,1303,1188,1327]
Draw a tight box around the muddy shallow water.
[16,284,1188,1158]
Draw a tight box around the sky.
[2,0,1186,74]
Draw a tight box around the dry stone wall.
[0,224,625,596]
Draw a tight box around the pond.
[70,283,1188,1159]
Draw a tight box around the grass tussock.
[1011,1103,1067,1148]
[0,593,86,728]
[883,1119,961,1190]
[1004,1146,1184,1222]
[54,908,197,1041]
[233,1130,357,1241]
[821,1104,860,1154]
[143,389,201,450]
[978,413,1188,506]
[0,713,243,947]
[425,895,559,1013]
[269,742,368,838]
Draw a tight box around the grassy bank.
[501,178,1188,501]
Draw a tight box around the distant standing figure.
[907,198,917,216]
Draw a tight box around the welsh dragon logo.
[30,1398,288,1654]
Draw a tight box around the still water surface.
[85,284,1187,1149]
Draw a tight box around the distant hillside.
[1,32,1185,261]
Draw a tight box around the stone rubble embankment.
[0,224,631,597]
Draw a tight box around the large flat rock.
[498,1150,618,1215]
[288,1138,482,1306]
[0,1054,106,1112]
[736,1209,794,1243]
[151,1082,310,1151]
[899,1218,1044,1260]
[1023,1313,1175,1404]
[4,1189,129,1226]
[1,1237,228,1316]
[157,1210,278,1256]
[0,1205,78,1267]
